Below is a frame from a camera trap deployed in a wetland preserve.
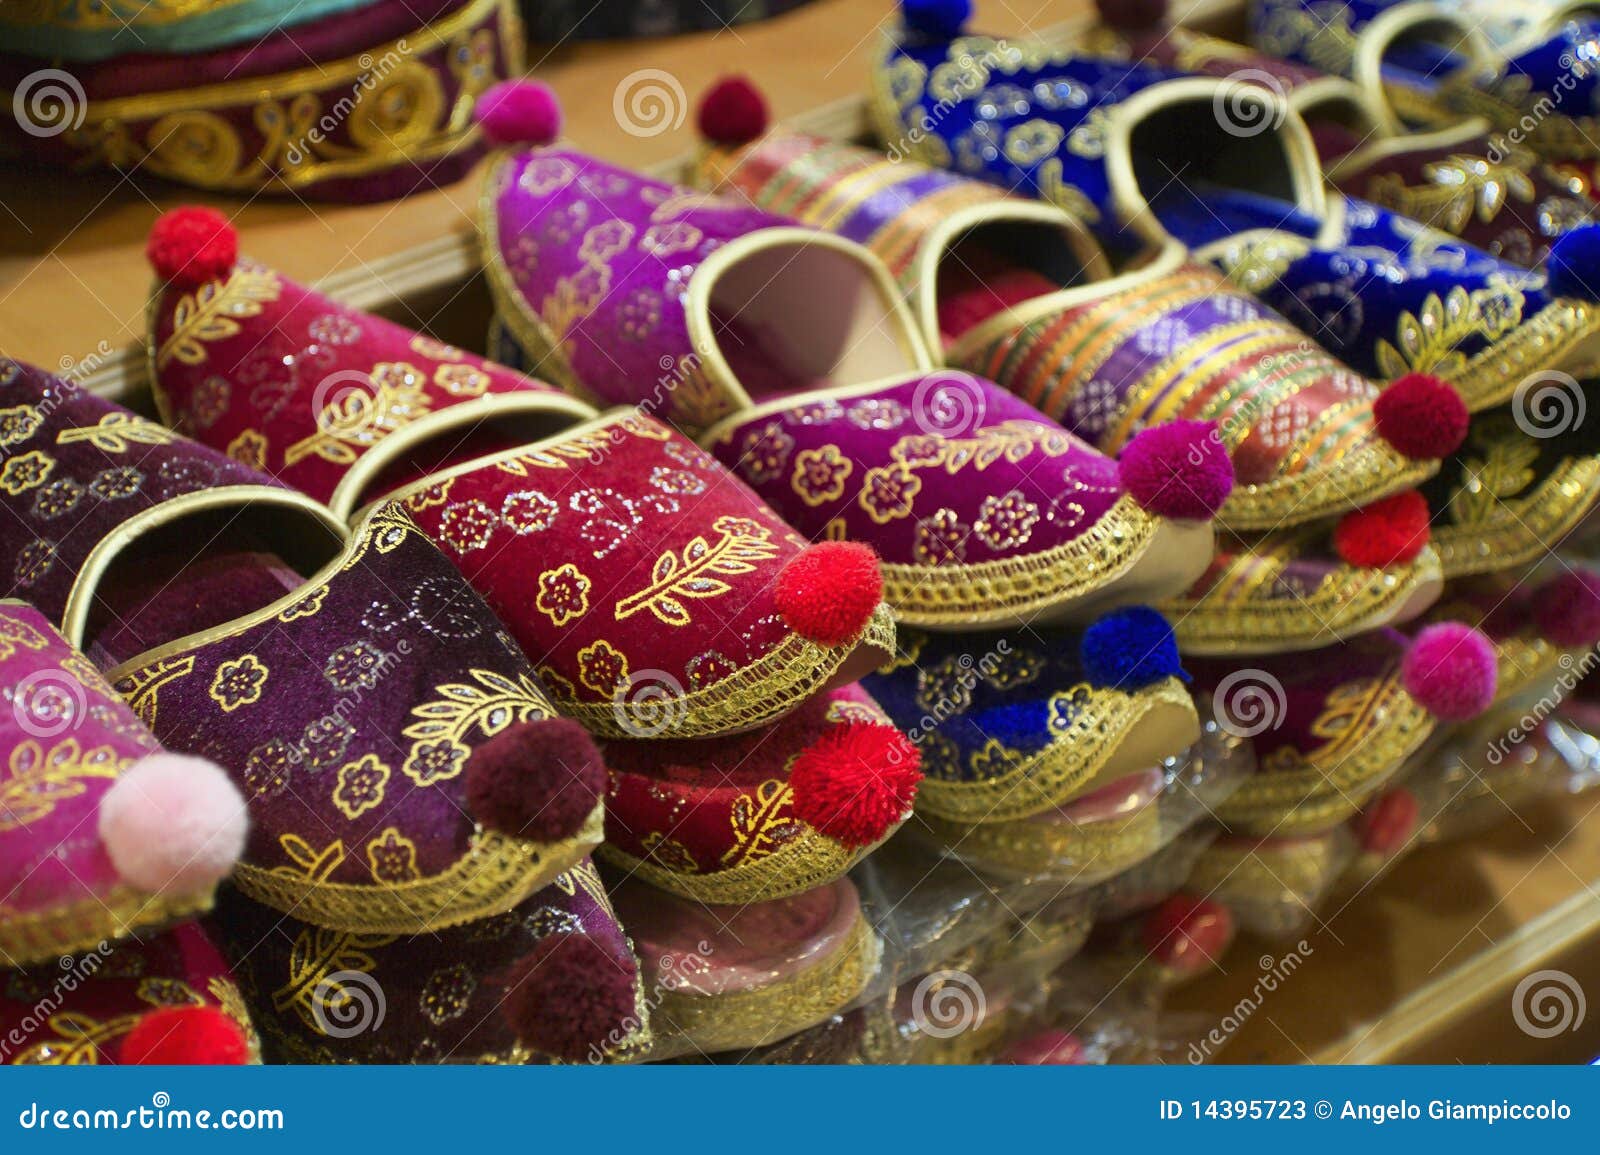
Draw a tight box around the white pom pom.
[99,753,247,894]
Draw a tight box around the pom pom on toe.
[697,76,769,145]
[498,933,638,1061]
[1546,225,1600,301]
[98,753,246,895]
[1095,0,1169,30]
[776,541,883,646]
[1374,374,1469,459]
[1118,420,1234,520]
[1356,788,1420,856]
[1534,570,1600,647]
[1402,622,1497,721]
[464,718,604,841]
[474,80,562,147]
[900,0,971,38]
[1333,490,1432,567]
[1141,895,1233,974]
[121,1006,251,1066]
[146,207,237,289]
[1080,606,1187,690]
[789,722,922,848]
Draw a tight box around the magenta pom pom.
[1118,420,1234,519]
[1402,623,1497,721]
[98,753,246,894]
[1535,570,1600,647]
[475,80,562,147]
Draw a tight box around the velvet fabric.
[0,0,373,61]
[148,252,593,517]
[0,0,519,201]
[103,504,599,935]
[0,922,254,1065]
[210,859,646,1064]
[0,358,285,629]
[860,625,1198,823]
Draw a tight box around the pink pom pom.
[1402,623,1497,721]
[98,753,246,894]
[1118,420,1235,520]
[475,80,562,147]
[697,76,769,145]
[1534,570,1600,647]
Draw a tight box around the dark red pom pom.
[789,722,921,848]
[146,207,237,289]
[1141,895,1233,974]
[1373,373,1469,460]
[1096,0,1169,30]
[464,718,604,841]
[775,541,883,646]
[1534,570,1600,647]
[1356,788,1419,855]
[475,80,562,147]
[120,1006,250,1066]
[1333,490,1432,568]
[498,933,637,1061]
[697,75,769,146]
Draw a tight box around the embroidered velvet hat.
[0,602,244,969]
[1,921,256,1065]
[0,0,522,201]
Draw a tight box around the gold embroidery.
[366,828,421,884]
[791,445,853,506]
[0,612,50,660]
[274,924,396,1033]
[284,362,433,467]
[723,779,802,867]
[225,428,268,470]
[113,656,195,727]
[0,738,130,832]
[208,653,268,712]
[1366,151,1538,234]
[576,639,629,693]
[400,668,553,786]
[535,562,591,627]
[155,266,282,369]
[0,449,54,495]
[1373,283,1528,383]
[55,412,177,453]
[332,753,390,820]
[614,515,780,627]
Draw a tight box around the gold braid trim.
[1165,548,1444,657]
[1438,301,1600,411]
[1186,837,1344,908]
[1219,436,1437,531]
[648,918,880,1055]
[0,886,215,970]
[1435,456,1600,579]
[231,805,603,935]
[920,798,1164,878]
[558,604,896,739]
[915,679,1197,824]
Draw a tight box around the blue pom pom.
[901,0,970,39]
[1080,606,1188,690]
[1547,225,1600,302]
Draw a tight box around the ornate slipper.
[1190,621,1498,836]
[140,218,896,741]
[210,858,649,1063]
[1,922,256,1065]
[859,609,1200,823]
[691,103,1461,531]
[145,208,596,521]
[0,0,522,201]
[598,684,921,903]
[475,87,1229,628]
[612,873,879,1055]
[0,364,609,937]
[0,602,244,968]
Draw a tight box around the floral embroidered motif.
[0,613,49,661]
[225,428,268,470]
[723,779,804,867]
[0,449,53,494]
[14,539,53,588]
[438,499,497,552]
[792,445,853,506]
[617,287,663,340]
[913,509,969,565]
[155,266,281,369]
[968,737,1026,780]
[88,466,142,500]
[278,586,328,622]
[419,963,476,1025]
[310,313,363,346]
[0,405,42,446]
[433,363,490,397]
[576,640,629,694]
[500,490,558,534]
[974,490,1040,550]
[536,562,591,627]
[0,738,128,832]
[400,669,553,785]
[366,827,421,884]
[739,421,794,484]
[323,641,392,691]
[284,361,432,466]
[332,753,390,820]
[298,716,356,774]
[30,478,83,520]
[209,654,268,712]
[189,376,230,428]
[859,465,922,523]
[242,738,295,799]
[614,515,780,626]
[402,739,469,788]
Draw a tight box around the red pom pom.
[1003,1029,1088,1065]
[1535,570,1600,647]
[1096,0,1168,30]
[788,721,921,848]
[1373,373,1469,460]
[464,718,604,841]
[1403,622,1498,721]
[1118,419,1235,520]
[120,1006,250,1066]
[697,75,769,146]
[475,80,562,147]
[498,933,637,1061]
[1333,490,1431,567]
[1141,895,1233,974]
[146,207,237,289]
[775,541,883,646]
[1356,788,1419,855]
